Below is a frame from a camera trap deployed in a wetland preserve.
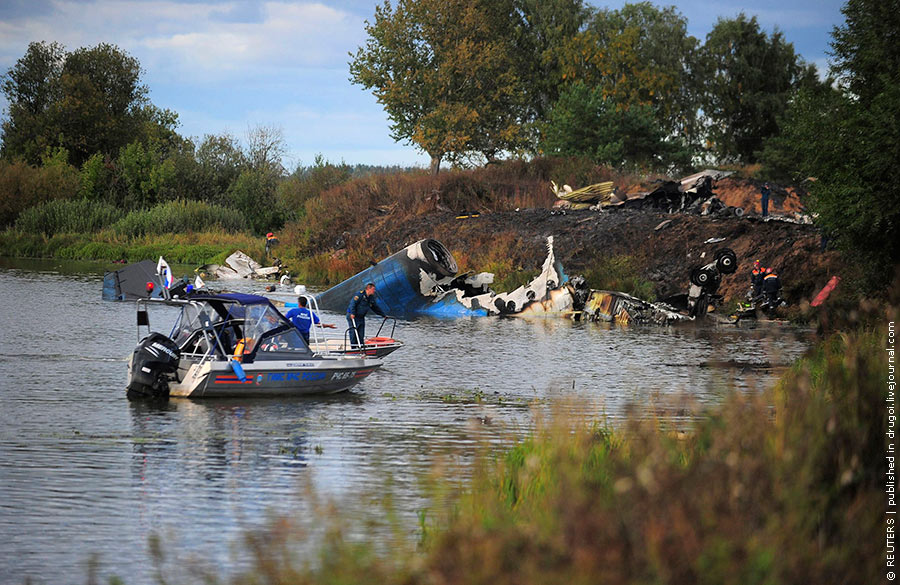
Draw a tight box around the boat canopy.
[161,293,313,360]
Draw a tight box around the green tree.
[700,14,810,163]
[776,0,900,286]
[1,41,152,166]
[513,0,590,132]
[117,140,177,209]
[564,2,701,146]
[540,81,690,171]
[350,0,527,173]
[227,168,283,235]
[0,41,66,164]
[195,133,247,203]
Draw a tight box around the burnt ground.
[357,206,843,305]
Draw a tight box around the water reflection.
[0,262,815,585]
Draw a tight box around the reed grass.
[190,316,890,585]
[109,200,247,237]
[14,198,123,236]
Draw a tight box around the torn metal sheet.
[315,237,577,318]
[198,250,281,280]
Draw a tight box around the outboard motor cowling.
[127,332,181,400]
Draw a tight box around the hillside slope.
[354,207,840,304]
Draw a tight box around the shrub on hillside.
[14,198,122,236]
[0,159,80,227]
[110,200,247,237]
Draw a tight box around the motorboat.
[306,317,404,359]
[258,286,404,359]
[125,292,383,399]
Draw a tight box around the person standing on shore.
[760,182,771,217]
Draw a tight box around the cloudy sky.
[0,0,846,170]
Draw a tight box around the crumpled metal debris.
[198,250,281,280]
[583,290,690,325]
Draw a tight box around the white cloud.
[1,1,364,83]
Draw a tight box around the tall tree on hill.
[776,0,900,286]
[563,3,701,147]
[1,41,162,167]
[540,81,691,171]
[699,14,812,163]
[514,0,590,128]
[350,0,527,174]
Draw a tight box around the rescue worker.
[750,260,767,298]
[346,282,386,348]
[762,267,782,305]
[265,232,278,259]
[286,296,334,345]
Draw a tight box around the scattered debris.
[704,237,727,244]
[811,276,841,307]
[582,290,689,325]
[655,219,674,231]
[198,250,283,280]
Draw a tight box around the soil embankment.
[354,206,841,304]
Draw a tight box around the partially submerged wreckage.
[315,237,586,318]
[105,238,740,325]
[316,237,739,325]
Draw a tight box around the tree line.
[1,0,898,286]
[349,0,822,173]
[0,42,403,234]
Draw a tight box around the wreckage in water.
[315,238,585,318]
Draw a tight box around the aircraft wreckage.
[315,237,586,318]
[315,238,739,324]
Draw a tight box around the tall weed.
[110,200,246,237]
[14,198,123,236]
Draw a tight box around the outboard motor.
[126,332,181,400]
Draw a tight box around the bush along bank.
[148,316,887,585]
[0,230,263,266]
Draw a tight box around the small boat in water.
[126,293,383,399]
[306,317,404,358]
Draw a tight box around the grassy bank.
[0,229,262,265]
[141,315,887,584]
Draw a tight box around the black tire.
[690,266,709,287]
[714,248,738,274]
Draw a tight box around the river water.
[0,259,814,584]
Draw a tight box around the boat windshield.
[169,299,310,358]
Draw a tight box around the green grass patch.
[583,254,656,300]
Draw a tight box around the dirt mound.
[713,177,807,216]
[360,206,842,305]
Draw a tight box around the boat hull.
[168,356,381,398]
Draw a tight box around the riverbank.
[0,229,263,265]
[1,163,850,308]
[162,316,890,585]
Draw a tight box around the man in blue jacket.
[286,296,334,345]
[347,282,386,347]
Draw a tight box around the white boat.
[126,292,383,399]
